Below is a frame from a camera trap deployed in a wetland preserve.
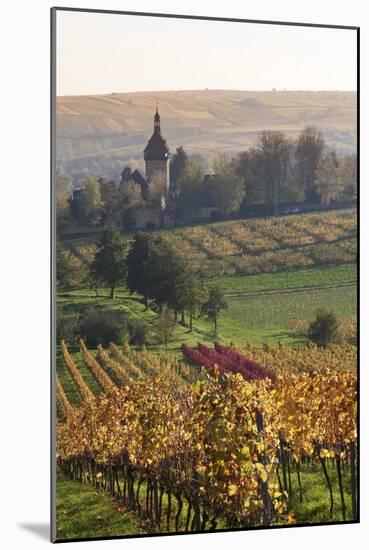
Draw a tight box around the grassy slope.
[209,264,357,295]
[56,471,140,540]
[57,263,357,359]
[225,285,356,335]
[56,458,353,540]
[288,460,354,524]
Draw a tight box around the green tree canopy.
[341,153,357,201]
[126,233,184,312]
[210,154,245,216]
[295,126,325,204]
[98,178,120,225]
[56,173,73,232]
[308,309,339,347]
[90,228,128,298]
[78,175,103,226]
[256,132,290,214]
[56,245,88,289]
[234,149,265,206]
[171,146,189,184]
[315,150,343,205]
[154,307,177,348]
[176,161,204,216]
[175,267,208,332]
[119,180,143,229]
[56,173,73,196]
[202,287,228,335]
[126,232,156,308]
[144,238,185,311]
[56,192,72,232]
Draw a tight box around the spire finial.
[154,102,160,131]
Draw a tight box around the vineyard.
[56,339,357,536]
[158,209,357,277]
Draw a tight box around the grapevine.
[61,340,94,401]
[80,339,115,392]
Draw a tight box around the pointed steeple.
[144,105,169,161]
[154,102,160,132]
[144,105,171,191]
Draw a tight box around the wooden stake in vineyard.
[350,442,357,521]
[256,410,274,526]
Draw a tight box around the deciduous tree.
[119,180,143,229]
[315,151,343,205]
[295,126,325,204]
[171,146,189,185]
[176,161,204,217]
[126,232,154,308]
[56,245,88,288]
[211,154,245,216]
[79,175,103,225]
[91,228,128,298]
[146,171,168,209]
[175,268,208,331]
[202,287,228,335]
[154,307,177,348]
[256,132,290,214]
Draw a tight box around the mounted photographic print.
[51,8,359,542]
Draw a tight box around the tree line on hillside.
[57,228,349,349]
[57,229,228,345]
[56,126,357,232]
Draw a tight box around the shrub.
[154,309,176,347]
[79,308,128,347]
[308,309,339,347]
[57,306,80,344]
[126,319,149,346]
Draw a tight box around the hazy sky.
[56,10,357,96]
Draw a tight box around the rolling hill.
[56,89,357,165]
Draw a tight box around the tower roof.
[144,108,170,159]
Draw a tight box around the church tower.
[144,107,170,190]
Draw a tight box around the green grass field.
[287,461,354,524]
[56,456,354,540]
[226,285,356,331]
[209,264,357,295]
[56,471,140,540]
[57,263,357,354]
